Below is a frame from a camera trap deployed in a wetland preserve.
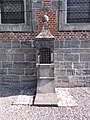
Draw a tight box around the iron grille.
[40,48,51,64]
[1,0,24,24]
[67,0,90,23]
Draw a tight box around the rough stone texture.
[0,85,90,120]
[37,79,55,93]
[54,40,90,87]
[0,40,36,87]
[0,39,90,87]
[0,0,89,88]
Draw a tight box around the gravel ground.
[0,85,90,120]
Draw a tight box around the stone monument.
[34,14,58,106]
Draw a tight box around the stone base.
[37,79,55,93]
[34,93,58,106]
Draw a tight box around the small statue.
[42,14,49,23]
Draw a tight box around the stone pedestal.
[34,93,57,106]
[36,64,55,93]
[34,17,58,106]
[34,64,58,106]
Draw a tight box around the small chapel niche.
[39,48,51,64]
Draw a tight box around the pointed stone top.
[36,15,55,39]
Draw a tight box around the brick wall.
[0,0,90,87]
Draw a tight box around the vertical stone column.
[34,15,58,106]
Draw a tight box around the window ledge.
[59,23,90,31]
[0,24,31,32]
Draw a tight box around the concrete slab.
[55,88,78,107]
[13,94,33,105]
[34,93,58,106]
[13,89,35,105]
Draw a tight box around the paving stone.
[13,89,35,105]
[0,86,90,120]
[34,93,58,106]
[55,88,78,107]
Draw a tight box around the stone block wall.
[0,0,90,88]
[0,40,37,87]
[54,40,90,87]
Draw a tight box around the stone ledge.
[39,77,55,80]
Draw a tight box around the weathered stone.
[2,62,12,68]
[0,49,8,54]
[75,70,82,76]
[64,54,79,61]
[8,69,24,75]
[52,0,58,10]
[59,70,66,75]
[32,63,36,68]
[59,41,64,48]
[12,40,20,48]
[58,48,72,53]
[0,41,2,48]
[72,49,90,53]
[21,40,32,48]
[83,70,90,75]
[55,80,69,87]
[71,49,79,53]
[37,80,55,93]
[81,40,90,48]
[54,62,60,69]
[0,63,2,68]
[13,62,32,68]
[64,40,80,48]
[36,20,54,39]
[68,77,78,87]
[2,40,11,48]
[34,93,58,106]
[59,62,72,69]
[20,81,37,88]
[33,21,38,32]
[25,69,36,75]
[85,77,90,83]
[13,48,36,54]
[55,41,59,48]
[7,54,13,61]
[2,75,20,83]
[0,69,7,75]
[36,40,54,49]
[13,54,25,61]
[67,70,75,76]
[0,54,7,61]
[80,54,90,61]
[38,65,54,77]
[55,76,69,82]
[21,76,36,82]
[26,54,36,61]
[73,62,88,69]
[54,53,63,61]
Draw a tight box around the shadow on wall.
[0,84,37,98]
